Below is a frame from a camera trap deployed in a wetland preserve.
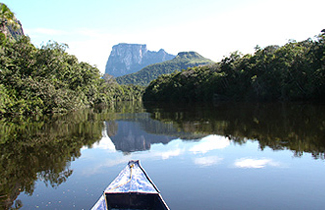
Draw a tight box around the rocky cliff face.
[6,20,24,40]
[1,19,24,41]
[0,3,25,40]
[105,43,175,77]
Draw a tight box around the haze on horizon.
[2,0,324,74]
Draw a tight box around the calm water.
[1,101,325,209]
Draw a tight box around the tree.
[143,32,325,103]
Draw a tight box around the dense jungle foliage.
[143,33,325,102]
[0,36,144,116]
[116,51,214,86]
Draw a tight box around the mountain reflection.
[106,113,207,152]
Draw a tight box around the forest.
[143,32,325,102]
[0,37,144,116]
[116,51,214,86]
[0,3,146,117]
[0,9,147,117]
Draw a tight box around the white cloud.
[67,38,111,73]
[234,158,280,169]
[193,156,224,167]
[189,135,230,154]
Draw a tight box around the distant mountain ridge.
[105,43,175,77]
[116,51,215,86]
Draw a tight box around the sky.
[2,0,324,74]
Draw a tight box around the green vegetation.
[116,51,214,86]
[0,4,144,117]
[0,36,144,116]
[143,33,325,102]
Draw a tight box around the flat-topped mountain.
[116,51,215,86]
[105,43,175,77]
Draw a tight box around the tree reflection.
[1,101,324,209]
[143,102,325,159]
[0,109,109,209]
[0,102,146,209]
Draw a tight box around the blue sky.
[3,0,324,74]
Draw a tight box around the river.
[1,101,325,209]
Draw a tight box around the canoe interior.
[105,192,168,210]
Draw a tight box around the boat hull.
[91,160,169,210]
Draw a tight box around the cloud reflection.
[189,135,230,154]
[86,124,116,151]
[193,156,224,167]
[80,135,116,152]
[234,158,279,169]
[91,136,116,151]
[160,149,182,160]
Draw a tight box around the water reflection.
[91,122,116,151]
[1,101,325,209]
[144,102,325,159]
[234,158,280,169]
[189,135,230,154]
[106,113,206,153]
[0,109,106,209]
[97,102,325,160]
